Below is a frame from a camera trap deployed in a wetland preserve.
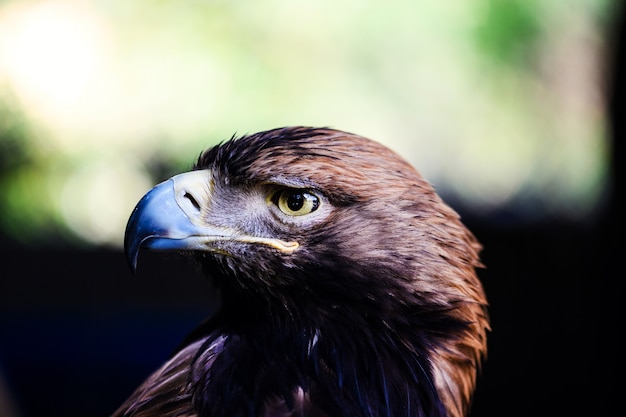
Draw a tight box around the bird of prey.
[115,126,489,417]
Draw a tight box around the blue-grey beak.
[124,169,213,272]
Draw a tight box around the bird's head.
[124,126,488,417]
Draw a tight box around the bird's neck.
[193,303,448,417]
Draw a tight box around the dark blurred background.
[0,1,621,416]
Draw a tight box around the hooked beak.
[124,169,298,273]
[124,169,214,272]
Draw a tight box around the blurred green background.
[0,0,614,248]
[0,1,622,417]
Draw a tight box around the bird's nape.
[114,126,489,417]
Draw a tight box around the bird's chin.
[131,234,300,273]
[143,234,299,255]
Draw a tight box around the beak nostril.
[184,192,201,211]
[172,170,210,216]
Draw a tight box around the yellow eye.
[271,189,320,216]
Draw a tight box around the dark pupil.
[287,192,304,211]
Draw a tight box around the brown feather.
[116,127,489,417]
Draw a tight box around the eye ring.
[271,188,320,216]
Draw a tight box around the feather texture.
[115,127,489,417]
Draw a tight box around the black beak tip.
[126,252,139,274]
[124,206,143,274]
[124,237,139,274]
